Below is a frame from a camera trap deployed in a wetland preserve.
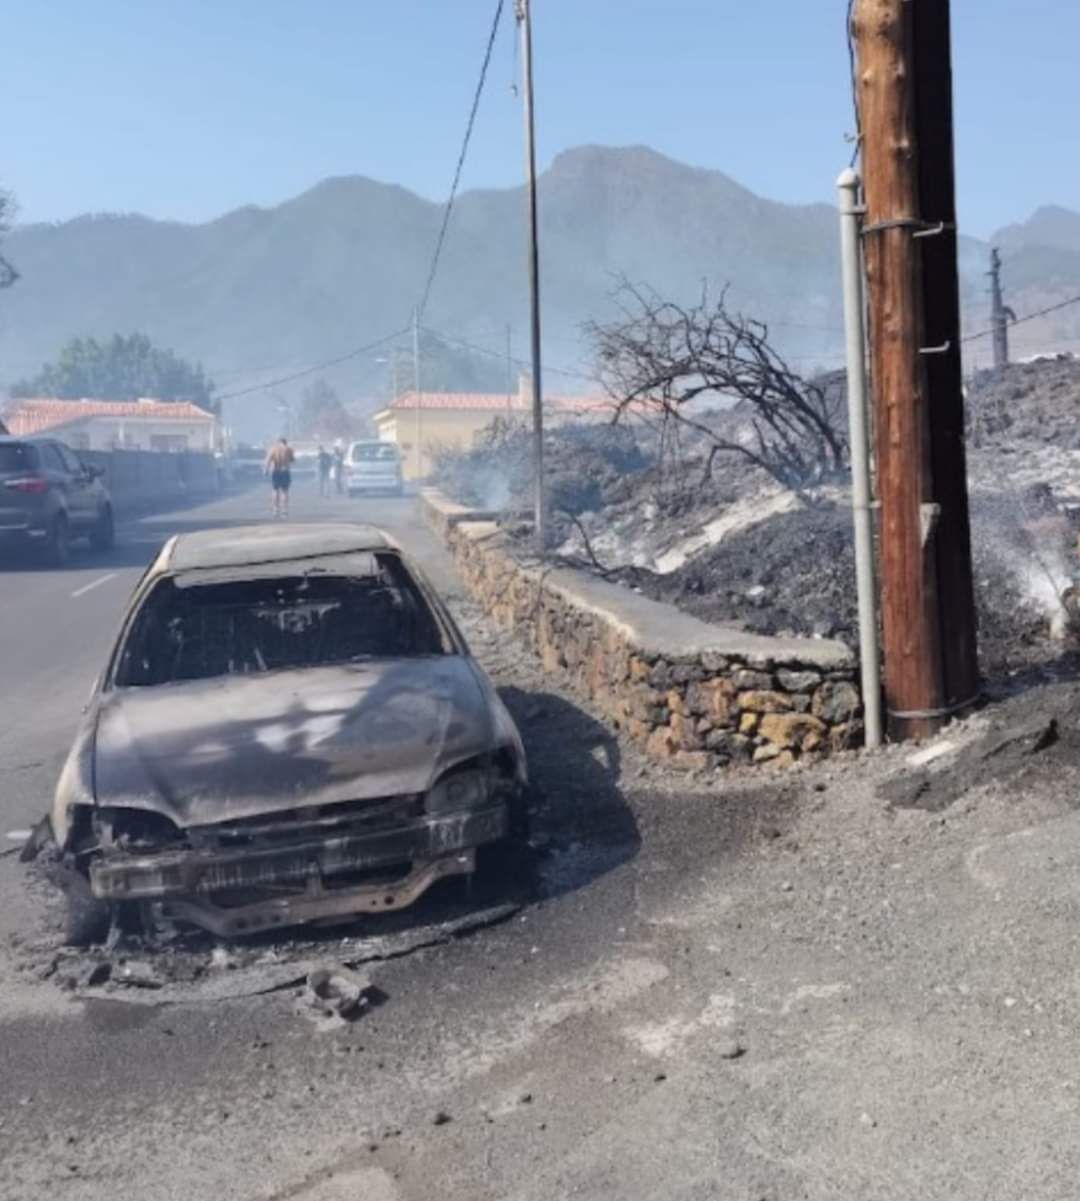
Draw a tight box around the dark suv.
[0,436,115,564]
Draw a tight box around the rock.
[812,680,861,724]
[717,1038,746,1060]
[759,712,828,751]
[432,1111,453,1126]
[672,750,713,772]
[739,712,759,735]
[706,730,752,761]
[702,678,738,723]
[739,691,794,714]
[701,652,728,673]
[629,657,650,682]
[754,744,781,763]
[304,965,376,1021]
[670,711,704,750]
[789,693,812,714]
[646,726,677,759]
[777,669,822,692]
[650,660,673,689]
[780,880,794,892]
[733,669,773,691]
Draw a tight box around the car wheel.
[89,505,115,551]
[44,514,70,567]
[472,789,535,902]
[62,872,112,947]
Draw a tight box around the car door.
[37,441,91,530]
[55,443,99,529]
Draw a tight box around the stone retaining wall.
[422,490,862,768]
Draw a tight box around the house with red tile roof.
[372,377,616,480]
[2,398,217,453]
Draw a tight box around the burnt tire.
[472,789,535,903]
[44,514,70,567]
[62,873,112,947]
[89,505,115,551]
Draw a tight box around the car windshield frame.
[107,550,458,689]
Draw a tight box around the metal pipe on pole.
[837,167,882,749]
[515,0,545,553]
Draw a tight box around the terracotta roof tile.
[4,398,215,437]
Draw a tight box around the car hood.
[92,657,497,828]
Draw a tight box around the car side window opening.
[57,444,85,474]
[38,443,66,473]
[114,554,449,687]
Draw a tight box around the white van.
[345,440,404,496]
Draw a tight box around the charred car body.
[47,523,527,943]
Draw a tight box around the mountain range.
[1,145,1077,439]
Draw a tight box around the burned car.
[46,523,528,944]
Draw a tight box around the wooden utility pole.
[988,248,1013,369]
[853,0,979,739]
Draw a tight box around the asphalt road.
[6,482,1080,1201]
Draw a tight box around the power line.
[213,327,408,402]
[962,293,1080,343]
[417,0,505,319]
[421,325,599,385]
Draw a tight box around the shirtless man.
[264,437,295,518]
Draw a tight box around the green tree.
[12,333,215,408]
[298,378,353,440]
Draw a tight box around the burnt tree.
[588,283,848,490]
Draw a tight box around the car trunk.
[0,443,46,530]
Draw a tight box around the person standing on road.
[264,437,295,518]
[317,445,332,497]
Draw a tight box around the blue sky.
[4,0,1076,238]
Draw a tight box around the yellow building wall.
[373,408,516,481]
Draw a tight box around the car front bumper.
[89,805,508,936]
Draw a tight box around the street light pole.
[516,0,545,553]
[412,305,423,484]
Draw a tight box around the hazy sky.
[5,1,1076,238]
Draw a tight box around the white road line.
[71,572,118,599]
[5,829,31,843]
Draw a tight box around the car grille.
[187,795,424,851]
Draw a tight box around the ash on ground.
[433,357,1080,681]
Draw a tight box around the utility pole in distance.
[853,0,979,740]
[516,0,545,553]
[412,306,423,484]
[988,248,1014,369]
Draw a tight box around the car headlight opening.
[424,765,493,816]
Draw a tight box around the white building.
[3,397,217,452]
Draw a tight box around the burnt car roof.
[164,523,396,572]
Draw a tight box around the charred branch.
[587,281,848,490]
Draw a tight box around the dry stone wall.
[422,490,862,769]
